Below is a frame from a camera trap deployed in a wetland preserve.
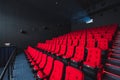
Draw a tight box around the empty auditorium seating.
[24,24,118,80]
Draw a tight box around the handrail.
[0,48,16,80]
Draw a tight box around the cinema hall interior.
[0,0,120,80]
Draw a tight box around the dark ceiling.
[0,0,119,24]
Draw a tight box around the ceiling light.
[86,19,93,24]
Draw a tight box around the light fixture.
[4,43,11,46]
[80,17,93,24]
[86,19,93,24]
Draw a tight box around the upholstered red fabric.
[38,54,47,69]
[65,66,84,80]
[49,60,64,80]
[57,45,67,56]
[37,56,54,79]
[97,38,108,50]
[63,45,75,59]
[71,46,84,62]
[84,48,101,68]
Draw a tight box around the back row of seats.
[24,24,118,80]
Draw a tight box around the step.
[107,58,120,66]
[111,54,120,59]
[105,63,120,76]
[103,71,120,80]
[112,45,120,48]
[111,50,120,54]
[111,53,120,57]
[112,44,120,47]
[111,48,120,50]
[113,43,120,45]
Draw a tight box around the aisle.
[12,53,35,80]
[103,31,120,80]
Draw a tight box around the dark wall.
[0,1,71,52]
[71,1,120,31]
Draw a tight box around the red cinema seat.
[67,39,73,45]
[79,39,85,47]
[33,52,43,70]
[86,39,96,48]
[63,45,75,59]
[51,44,56,54]
[49,60,64,80]
[38,54,47,69]
[84,48,102,68]
[57,45,67,56]
[33,54,47,71]
[72,39,79,46]
[65,66,84,80]
[35,52,43,65]
[97,38,109,50]
[54,44,61,55]
[31,50,39,66]
[37,56,54,79]
[71,46,85,62]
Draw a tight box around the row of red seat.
[37,43,102,68]
[25,45,102,79]
[44,35,109,49]
[68,24,117,41]
[25,24,118,80]
[37,24,117,52]
[25,46,84,80]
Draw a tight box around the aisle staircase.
[103,31,120,80]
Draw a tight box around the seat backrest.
[36,52,43,64]
[51,44,56,53]
[54,44,61,54]
[65,66,84,80]
[86,39,96,48]
[62,39,67,45]
[34,50,39,61]
[72,46,84,62]
[59,45,67,55]
[48,44,52,52]
[97,38,108,50]
[67,39,73,45]
[39,54,47,69]
[72,39,79,46]
[49,60,64,80]
[64,45,75,58]
[43,56,54,76]
[79,39,85,47]
[84,48,101,68]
